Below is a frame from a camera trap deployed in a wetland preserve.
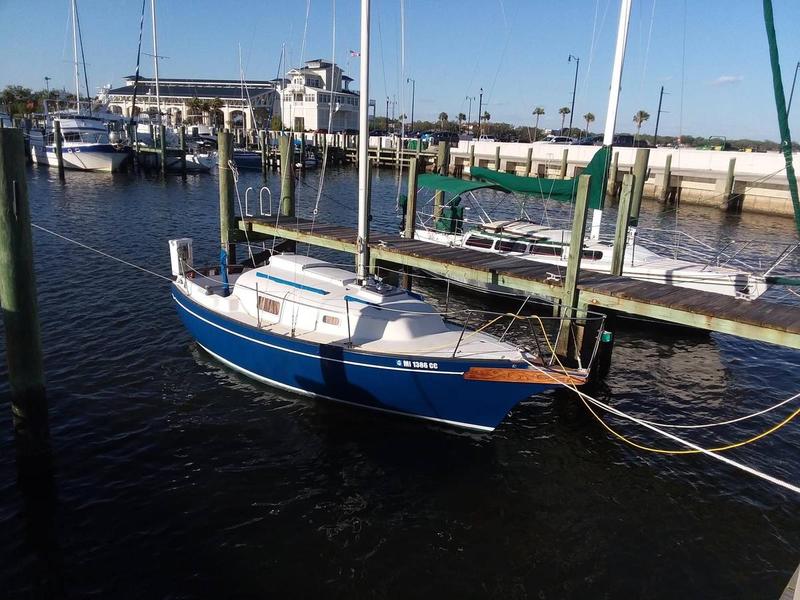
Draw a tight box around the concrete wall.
[450,141,800,218]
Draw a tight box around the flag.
[349,50,361,57]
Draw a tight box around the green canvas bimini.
[470,146,612,210]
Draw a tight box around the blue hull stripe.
[173,286,551,430]
[256,272,329,295]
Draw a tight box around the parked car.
[543,135,575,144]
[478,135,496,142]
[612,134,650,148]
[573,134,603,146]
[420,130,461,146]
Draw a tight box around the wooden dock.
[237,215,800,350]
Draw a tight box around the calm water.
[0,163,799,599]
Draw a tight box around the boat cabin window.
[322,315,340,326]
[465,236,493,249]
[496,240,527,253]
[529,244,561,257]
[582,250,603,261]
[258,296,281,315]
[64,132,82,142]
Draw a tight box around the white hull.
[415,226,767,299]
[30,143,128,172]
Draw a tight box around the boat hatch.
[465,236,494,249]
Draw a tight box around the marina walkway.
[237,215,800,350]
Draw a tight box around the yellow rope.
[526,314,800,454]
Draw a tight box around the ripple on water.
[0,164,797,598]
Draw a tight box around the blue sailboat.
[168,0,597,431]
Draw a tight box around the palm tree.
[532,106,545,141]
[633,110,650,138]
[438,111,448,128]
[457,112,466,132]
[210,97,224,128]
[187,97,203,124]
[558,107,571,134]
[583,112,595,138]
[199,100,211,126]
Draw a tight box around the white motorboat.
[29,115,128,172]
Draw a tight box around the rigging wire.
[74,0,92,114]
[306,0,337,255]
[30,223,172,282]
[520,317,800,495]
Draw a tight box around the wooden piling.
[404,158,420,240]
[259,130,267,177]
[0,129,49,454]
[630,148,649,226]
[179,125,187,174]
[468,145,475,172]
[279,134,295,217]
[53,120,65,180]
[559,148,569,179]
[610,173,635,276]
[158,125,167,177]
[607,151,619,197]
[218,130,236,262]
[660,154,672,202]
[524,147,533,177]
[556,174,590,357]
[723,157,736,207]
[300,135,306,171]
[433,142,450,220]
[494,146,501,171]
[437,141,450,176]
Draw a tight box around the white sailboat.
[407,0,773,300]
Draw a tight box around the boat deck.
[237,216,800,350]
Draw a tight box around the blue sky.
[2,0,800,140]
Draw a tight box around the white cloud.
[710,75,744,86]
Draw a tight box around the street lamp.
[653,85,670,147]
[477,87,483,137]
[407,77,416,132]
[568,54,580,136]
[788,61,800,116]
[466,95,475,132]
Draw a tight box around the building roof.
[121,75,275,86]
[108,82,274,100]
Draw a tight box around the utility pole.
[466,96,475,131]
[653,86,669,147]
[477,88,483,137]
[407,77,415,132]
[385,96,389,132]
[568,54,580,136]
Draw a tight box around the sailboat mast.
[590,0,632,240]
[355,0,371,284]
[71,0,81,112]
[151,0,161,123]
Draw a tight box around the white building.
[104,59,358,133]
[279,59,359,132]
[105,76,278,130]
